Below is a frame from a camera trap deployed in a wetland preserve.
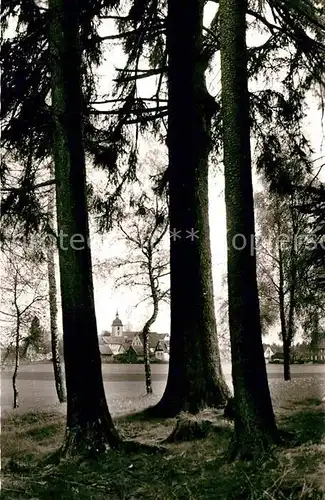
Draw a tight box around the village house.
[263,344,275,363]
[98,311,170,362]
[154,340,170,362]
[261,340,325,364]
[310,339,325,362]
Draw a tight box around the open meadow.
[2,374,325,500]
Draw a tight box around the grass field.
[2,378,325,499]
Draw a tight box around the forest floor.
[2,377,325,500]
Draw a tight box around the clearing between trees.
[2,378,324,500]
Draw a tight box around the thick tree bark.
[148,0,230,417]
[219,0,278,458]
[47,165,66,403]
[49,0,120,454]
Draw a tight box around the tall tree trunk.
[278,242,291,380]
[278,222,297,381]
[219,0,278,458]
[283,339,291,381]
[143,327,153,394]
[12,317,20,409]
[49,0,120,454]
[143,254,159,395]
[148,0,230,417]
[12,273,20,409]
[47,164,66,403]
[285,222,297,381]
[283,285,296,381]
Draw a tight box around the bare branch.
[0,310,16,318]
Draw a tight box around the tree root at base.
[163,414,216,443]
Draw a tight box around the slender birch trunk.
[47,164,66,402]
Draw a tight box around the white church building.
[99,311,170,361]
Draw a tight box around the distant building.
[154,340,170,362]
[263,344,275,363]
[98,311,170,361]
[112,311,123,337]
[292,342,310,362]
[310,339,325,362]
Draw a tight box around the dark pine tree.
[148,0,230,417]
[219,0,278,458]
[49,0,120,455]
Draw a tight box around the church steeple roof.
[112,310,123,327]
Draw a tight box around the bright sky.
[89,4,324,343]
[1,5,324,344]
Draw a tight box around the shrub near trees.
[22,316,47,358]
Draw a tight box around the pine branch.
[98,15,130,20]
[247,9,280,34]
[1,179,56,193]
[90,98,168,105]
[124,111,168,124]
[115,68,159,73]
[89,106,167,116]
[114,67,167,83]
[270,2,325,52]
[100,24,165,41]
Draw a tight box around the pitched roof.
[99,345,113,355]
[100,337,112,345]
[130,345,144,356]
[158,333,169,339]
[137,332,169,349]
[112,311,123,327]
[155,341,169,352]
[123,332,138,340]
[104,337,126,345]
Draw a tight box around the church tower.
[112,311,123,337]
